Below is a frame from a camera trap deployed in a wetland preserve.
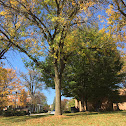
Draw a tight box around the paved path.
[27,113,49,116]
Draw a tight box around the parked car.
[50,110,55,115]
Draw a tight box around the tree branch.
[0,29,40,66]
[120,0,126,7]
[16,0,52,39]
[0,43,12,59]
[115,0,126,17]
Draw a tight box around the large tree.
[0,0,101,115]
[60,27,124,111]
[39,26,124,111]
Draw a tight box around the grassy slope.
[0,111,126,126]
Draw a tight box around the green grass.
[1,111,126,126]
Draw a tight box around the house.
[7,91,44,113]
[7,94,21,108]
[113,88,126,110]
[75,88,126,111]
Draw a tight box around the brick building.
[75,88,126,111]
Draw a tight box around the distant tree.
[20,68,43,112]
[67,99,75,111]
[0,67,8,110]
[34,91,47,106]
[43,104,50,112]
[26,91,47,112]
[61,99,69,113]
[0,67,22,109]
[51,97,56,111]
[19,89,27,108]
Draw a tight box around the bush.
[23,111,27,115]
[71,107,79,113]
[2,110,27,117]
[0,110,3,115]
[14,111,24,116]
[2,110,14,117]
[63,111,71,113]
[43,110,48,113]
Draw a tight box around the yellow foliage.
[19,89,27,107]
[0,67,22,109]
[86,1,95,7]
[10,0,18,6]
[0,11,7,16]
[98,15,101,20]
[106,7,114,16]
[72,1,76,6]
[99,28,106,33]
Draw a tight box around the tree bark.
[54,63,62,115]
[81,97,85,112]
[85,99,88,111]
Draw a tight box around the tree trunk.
[54,64,62,115]
[81,98,85,112]
[85,99,88,111]
[116,103,120,111]
[95,100,102,112]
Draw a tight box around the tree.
[0,67,8,110]
[97,0,126,46]
[19,89,27,108]
[39,25,124,111]
[51,97,56,111]
[20,69,43,112]
[0,0,101,115]
[34,91,47,106]
[0,67,22,109]
[67,99,75,111]
[33,91,47,112]
[61,99,68,113]
[62,27,124,111]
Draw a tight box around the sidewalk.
[27,113,49,116]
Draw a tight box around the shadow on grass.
[65,112,98,117]
[2,114,53,123]
[99,110,126,115]
[2,111,126,123]
[65,110,126,117]
[119,111,126,116]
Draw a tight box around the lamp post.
[15,91,17,109]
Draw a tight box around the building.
[113,88,126,110]
[75,88,126,111]
[7,91,44,113]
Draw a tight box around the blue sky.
[2,49,72,105]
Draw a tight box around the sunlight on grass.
[0,111,126,126]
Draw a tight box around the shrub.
[2,110,27,117]
[63,111,71,113]
[2,110,14,117]
[71,107,79,113]
[0,110,3,115]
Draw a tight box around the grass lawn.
[0,111,126,126]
